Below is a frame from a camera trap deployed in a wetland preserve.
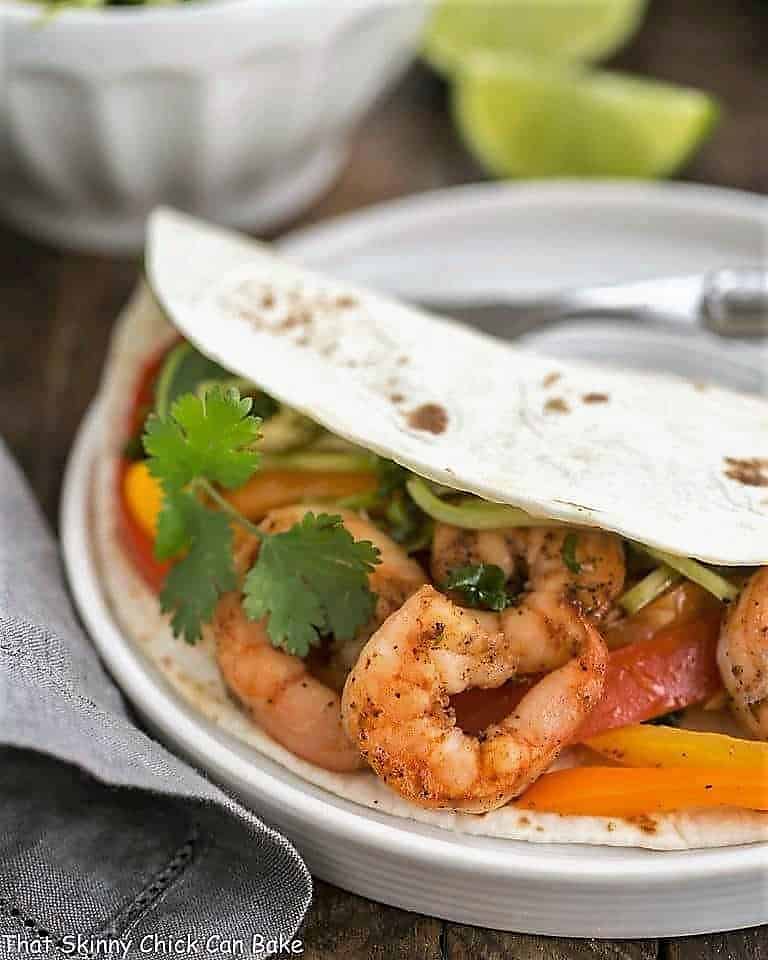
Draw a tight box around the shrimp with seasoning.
[342,584,608,811]
[214,505,428,772]
[718,566,768,739]
[431,523,625,673]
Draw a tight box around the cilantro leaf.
[159,493,236,644]
[242,512,380,656]
[142,385,262,641]
[444,563,511,612]
[561,532,582,575]
[144,386,261,492]
[141,384,382,654]
[154,488,189,560]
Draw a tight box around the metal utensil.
[414,266,768,341]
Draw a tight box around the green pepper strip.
[631,544,740,603]
[618,565,680,615]
[405,476,556,530]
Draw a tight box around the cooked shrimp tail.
[342,585,608,811]
[214,504,427,772]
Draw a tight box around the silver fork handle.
[568,267,768,337]
[701,267,768,337]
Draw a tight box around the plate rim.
[280,179,767,264]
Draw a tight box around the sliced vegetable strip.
[123,460,164,539]
[225,469,377,520]
[406,476,549,529]
[586,724,768,769]
[117,461,170,592]
[518,767,768,817]
[618,565,679,615]
[577,612,723,740]
[604,580,722,650]
[454,613,724,739]
[260,452,376,473]
[633,543,740,602]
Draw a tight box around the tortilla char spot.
[335,294,358,308]
[518,815,531,826]
[542,372,561,388]
[407,403,449,434]
[544,397,570,414]
[582,392,609,405]
[390,393,405,404]
[724,456,768,487]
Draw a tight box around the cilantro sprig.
[143,386,380,650]
[244,513,380,657]
[444,563,512,612]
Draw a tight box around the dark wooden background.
[1,0,765,955]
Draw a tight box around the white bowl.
[0,0,426,252]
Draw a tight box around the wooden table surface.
[1,0,765,955]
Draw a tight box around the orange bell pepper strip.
[586,724,768,769]
[224,469,376,520]
[123,461,377,539]
[517,767,768,817]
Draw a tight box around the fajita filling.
[115,335,768,816]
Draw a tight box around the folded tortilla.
[92,212,768,849]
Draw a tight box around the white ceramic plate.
[62,182,768,938]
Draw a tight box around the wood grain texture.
[300,881,442,960]
[665,929,768,960]
[0,0,765,955]
[444,928,658,960]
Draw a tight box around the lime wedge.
[454,56,719,178]
[424,0,648,73]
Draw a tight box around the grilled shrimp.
[718,566,768,739]
[342,584,608,811]
[214,505,427,772]
[431,524,624,674]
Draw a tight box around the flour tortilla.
[146,208,768,567]
[92,281,768,850]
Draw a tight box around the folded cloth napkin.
[0,442,312,959]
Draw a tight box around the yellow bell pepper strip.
[585,724,768,769]
[123,460,163,539]
[118,460,170,592]
[517,767,768,817]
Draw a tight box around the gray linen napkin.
[0,442,312,958]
